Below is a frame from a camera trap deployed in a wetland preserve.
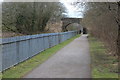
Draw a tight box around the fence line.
[0,31,78,72]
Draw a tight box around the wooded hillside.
[2,2,66,36]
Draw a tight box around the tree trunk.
[117,2,120,77]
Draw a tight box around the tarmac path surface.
[24,35,91,78]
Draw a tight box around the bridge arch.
[61,18,82,32]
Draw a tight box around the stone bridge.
[61,18,82,32]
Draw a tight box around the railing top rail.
[0,31,78,44]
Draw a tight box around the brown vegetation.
[81,2,119,56]
[45,21,62,33]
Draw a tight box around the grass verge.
[0,72,2,79]
[89,36,118,78]
[2,35,80,78]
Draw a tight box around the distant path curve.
[24,35,91,78]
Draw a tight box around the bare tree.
[2,2,65,34]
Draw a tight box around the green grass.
[2,35,80,78]
[89,36,118,78]
[0,72,2,79]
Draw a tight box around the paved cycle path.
[24,35,91,78]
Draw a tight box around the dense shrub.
[81,2,119,55]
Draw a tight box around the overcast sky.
[0,0,3,2]
[60,0,85,18]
